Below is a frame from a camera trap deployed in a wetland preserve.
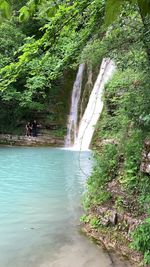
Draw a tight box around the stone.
[96,206,108,215]
[0,134,64,147]
[109,211,118,225]
[100,217,110,227]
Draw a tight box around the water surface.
[0,147,131,267]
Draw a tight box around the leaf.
[105,0,125,26]
[46,6,57,18]
[27,0,36,15]
[104,0,137,26]
[19,6,30,22]
[0,0,11,19]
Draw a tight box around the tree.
[105,0,150,62]
[105,0,150,25]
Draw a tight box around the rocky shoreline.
[80,176,149,267]
[81,137,150,267]
[0,134,64,147]
[81,222,141,266]
[81,206,144,266]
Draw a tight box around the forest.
[0,0,150,265]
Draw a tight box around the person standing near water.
[32,120,38,137]
[25,122,32,136]
[32,120,40,137]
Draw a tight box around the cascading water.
[65,63,85,146]
[74,58,116,151]
[79,69,93,121]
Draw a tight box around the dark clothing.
[32,121,38,137]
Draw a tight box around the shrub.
[131,218,150,264]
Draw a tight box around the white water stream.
[74,58,116,150]
[65,63,85,146]
[65,58,116,150]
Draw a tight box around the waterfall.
[74,58,116,151]
[65,63,85,146]
[79,69,93,121]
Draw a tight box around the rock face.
[140,139,150,174]
[0,134,64,147]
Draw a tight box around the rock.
[96,206,108,215]
[0,134,64,147]
[100,217,110,226]
[97,207,118,226]
[140,163,150,174]
[101,139,118,145]
[107,180,126,197]
[109,211,118,225]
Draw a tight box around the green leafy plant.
[131,218,150,264]
[80,214,90,223]
[90,216,101,229]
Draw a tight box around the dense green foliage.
[131,218,150,264]
[0,0,150,264]
[80,6,150,265]
[0,0,105,133]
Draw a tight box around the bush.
[120,130,143,192]
[83,143,118,208]
[131,218,150,264]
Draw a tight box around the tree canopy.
[0,0,150,264]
